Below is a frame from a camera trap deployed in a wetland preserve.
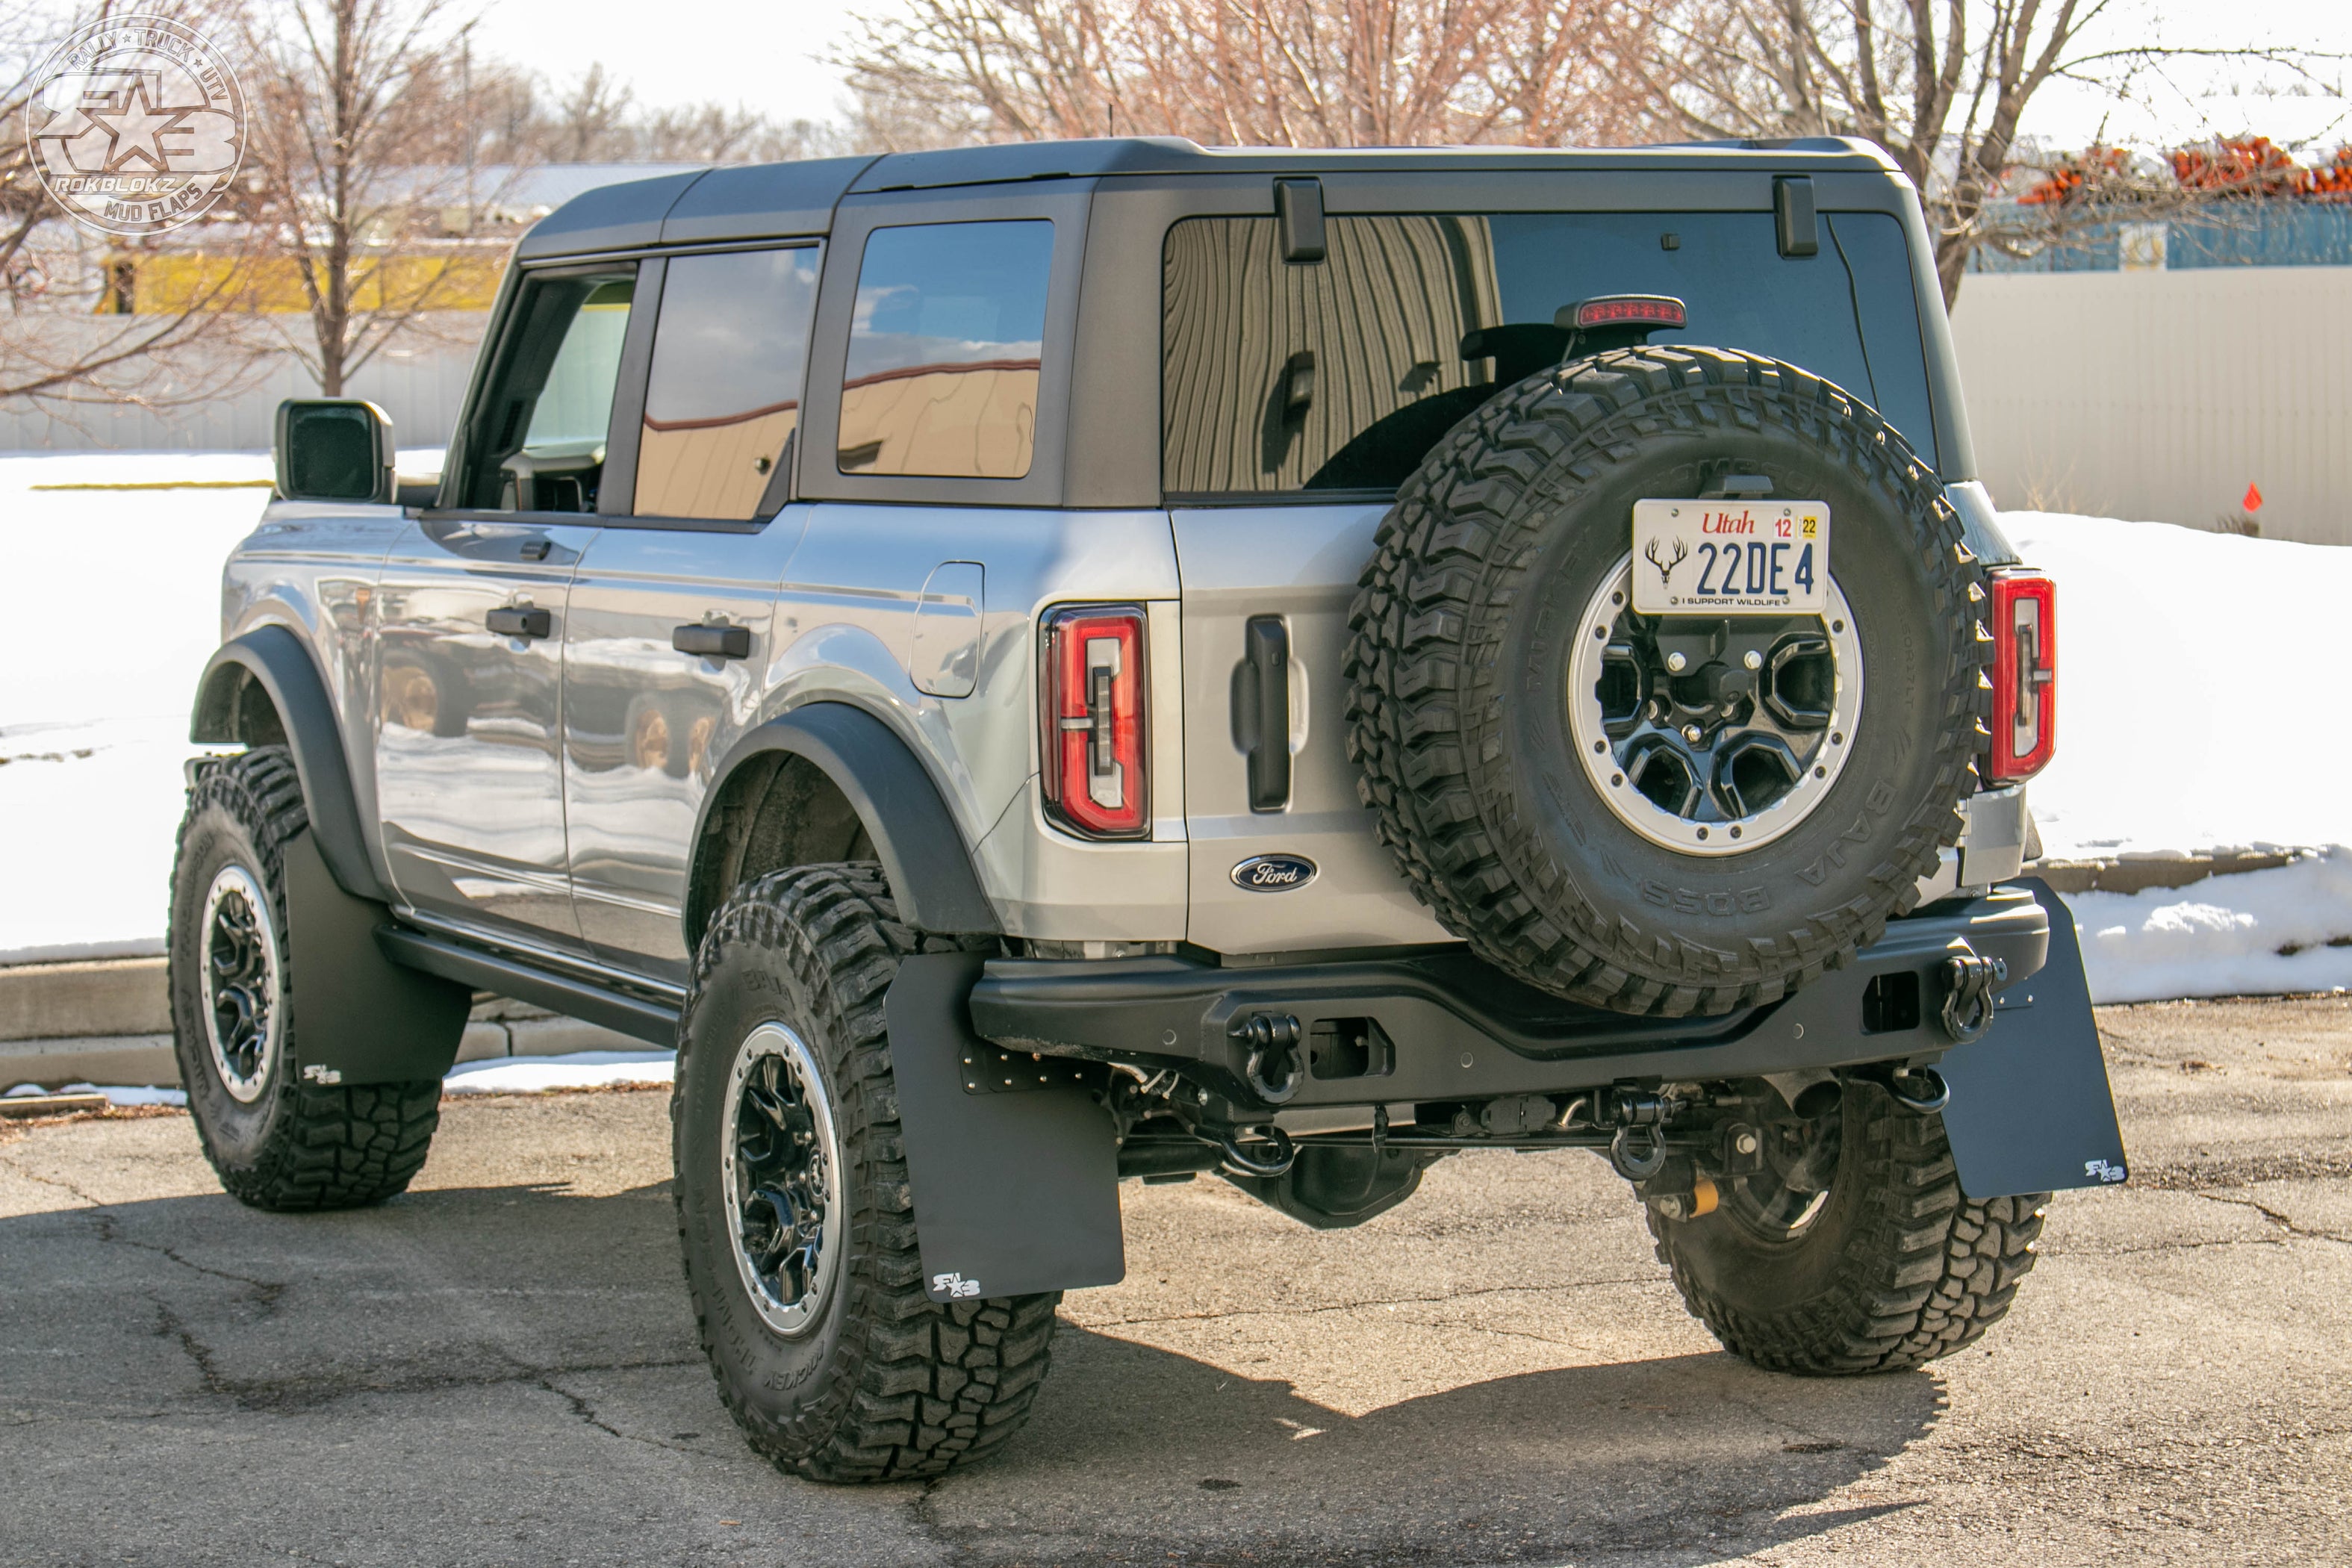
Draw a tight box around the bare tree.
[839,0,1673,152]
[1656,0,2345,305]
[0,0,269,411]
[235,0,522,395]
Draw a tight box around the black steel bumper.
[971,884,2056,1110]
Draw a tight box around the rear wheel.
[167,747,442,1210]
[673,864,1060,1482]
[1647,1080,2048,1373]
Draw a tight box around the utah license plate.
[1630,499,1829,616]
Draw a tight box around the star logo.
[84,79,182,173]
[22,15,246,237]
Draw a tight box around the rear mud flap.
[1938,880,2129,1198]
[886,952,1125,1303]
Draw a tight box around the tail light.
[1039,605,1148,839]
[1986,570,2056,782]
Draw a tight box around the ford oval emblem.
[1231,853,1317,892]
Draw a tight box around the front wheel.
[167,747,443,1210]
[1648,1080,2048,1373]
[673,863,1060,1483]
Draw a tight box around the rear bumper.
[971,884,2055,1109]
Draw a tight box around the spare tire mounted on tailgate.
[1345,346,1984,1016]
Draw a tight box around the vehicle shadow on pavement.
[928,1322,1941,1563]
[3,1166,1941,1564]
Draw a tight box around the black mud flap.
[886,952,1125,1304]
[1938,880,2129,1198]
[283,828,473,1085]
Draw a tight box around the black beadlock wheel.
[1648,1080,2050,1373]
[1345,345,1985,1015]
[167,747,443,1210]
[673,863,1061,1484]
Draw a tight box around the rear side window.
[635,246,821,520]
[1162,211,1937,498]
[839,220,1053,479]
[461,268,634,512]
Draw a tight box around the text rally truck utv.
[174,137,2124,1482]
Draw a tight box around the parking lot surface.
[4,995,2350,1567]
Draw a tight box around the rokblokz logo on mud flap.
[25,14,243,237]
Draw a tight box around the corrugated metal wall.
[1949,267,2352,545]
[1163,215,1500,492]
[0,314,489,454]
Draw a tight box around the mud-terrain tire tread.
[169,747,442,1210]
[1344,346,1983,1015]
[674,862,1060,1483]
[1648,1083,2049,1372]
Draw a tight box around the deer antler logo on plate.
[1644,536,1688,586]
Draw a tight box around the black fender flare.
[191,626,472,1084]
[688,703,1002,943]
[193,624,389,903]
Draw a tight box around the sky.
[468,0,2348,153]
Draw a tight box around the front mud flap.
[283,827,471,1085]
[886,952,1125,1303]
[1938,880,2129,1199]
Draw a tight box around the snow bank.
[2065,850,2352,1004]
[441,1050,675,1095]
[0,452,275,962]
[2002,511,2352,862]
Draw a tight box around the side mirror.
[275,399,395,503]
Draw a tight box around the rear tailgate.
[1173,504,1452,954]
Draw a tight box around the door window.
[459,268,635,513]
[635,246,821,520]
[839,220,1054,479]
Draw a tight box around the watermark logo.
[25,14,244,237]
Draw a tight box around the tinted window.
[635,246,821,520]
[462,269,634,512]
[1162,212,1936,497]
[840,220,1053,479]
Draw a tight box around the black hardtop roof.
[515,135,1900,260]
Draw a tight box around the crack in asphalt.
[2187,1189,2352,1246]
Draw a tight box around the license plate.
[1630,499,1829,616]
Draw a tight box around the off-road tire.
[1648,1081,2049,1372]
[673,863,1060,1484]
[167,747,442,1210]
[1345,346,1985,1015]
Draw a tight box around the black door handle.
[673,623,750,659]
[486,606,551,639]
[1231,615,1291,812]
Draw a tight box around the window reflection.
[635,246,821,520]
[839,220,1054,479]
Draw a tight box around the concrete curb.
[2032,849,2311,897]
[1,999,648,1091]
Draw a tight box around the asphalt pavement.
[4,994,2349,1567]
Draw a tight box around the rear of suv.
[174,136,2122,1484]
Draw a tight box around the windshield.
[1162,210,1935,497]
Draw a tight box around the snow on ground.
[2068,849,2352,1004]
[0,455,2345,1002]
[441,1049,675,1094]
[0,452,276,962]
[2003,511,2352,862]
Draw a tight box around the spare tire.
[1344,346,1983,1016]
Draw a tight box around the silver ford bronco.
[173,137,2124,1482]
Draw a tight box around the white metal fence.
[0,314,489,455]
[1948,267,2352,546]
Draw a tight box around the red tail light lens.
[1986,570,2056,782]
[1039,606,1148,839]
[1567,294,1687,329]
